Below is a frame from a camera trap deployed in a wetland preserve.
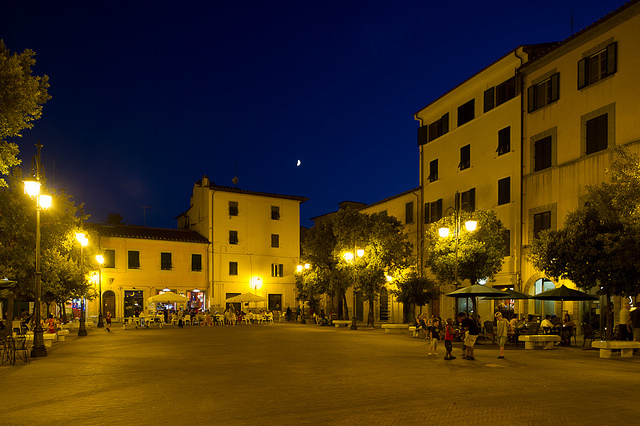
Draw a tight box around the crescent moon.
[297,160,301,166]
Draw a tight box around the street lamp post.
[295,264,310,324]
[344,249,365,330]
[439,191,477,317]
[96,254,104,328]
[24,143,52,358]
[76,232,89,336]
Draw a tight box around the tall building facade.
[176,176,308,312]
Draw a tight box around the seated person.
[540,315,554,333]
[562,313,576,345]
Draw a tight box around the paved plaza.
[1,322,639,425]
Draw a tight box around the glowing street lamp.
[24,144,52,358]
[76,232,89,336]
[96,254,104,328]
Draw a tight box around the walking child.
[106,311,112,332]
[495,311,509,359]
[444,318,456,360]
[428,318,440,355]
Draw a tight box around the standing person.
[443,318,456,360]
[47,314,56,334]
[457,312,479,360]
[495,312,510,359]
[295,305,301,322]
[105,311,112,332]
[428,318,440,356]
[286,306,292,322]
[619,302,632,341]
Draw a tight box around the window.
[503,229,511,257]
[405,202,414,224]
[460,188,476,212]
[271,206,280,220]
[498,177,510,205]
[271,263,284,277]
[527,73,559,112]
[459,144,470,170]
[128,251,140,269]
[228,201,238,216]
[484,87,495,113]
[104,249,116,268]
[578,42,616,89]
[533,211,552,239]
[160,252,172,270]
[534,136,552,171]
[428,159,438,182]
[418,113,449,145]
[229,261,238,276]
[485,77,516,113]
[191,254,202,272]
[229,230,238,245]
[495,77,516,107]
[585,113,608,155]
[497,127,510,156]
[425,199,442,224]
[271,234,280,248]
[457,99,475,126]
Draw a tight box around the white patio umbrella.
[225,293,267,303]
[147,291,188,304]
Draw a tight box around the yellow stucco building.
[176,176,308,313]
[85,224,210,320]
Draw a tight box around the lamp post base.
[97,314,104,328]
[31,326,47,357]
[350,315,357,330]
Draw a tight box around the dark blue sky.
[1,0,627,228]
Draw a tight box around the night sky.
[1,0,627,228]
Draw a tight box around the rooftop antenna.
[232,165,238,186]
[570,10,574,35]
[139,205,151,226]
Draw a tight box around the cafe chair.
[482,321,496,345]
[581,323,600,348]
[183,315,191,325]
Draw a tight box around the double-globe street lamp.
[24,143,52,358]
[343,249,365,330]
[76,232,89,336]
[438,191,477,317]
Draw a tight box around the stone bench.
[333,320,351,328]
[57,329,69,341]
[591,340,640,358]
[408,326,426,338]
[381,324,410,334]
[519,334,561,350]
[43,333,57,347]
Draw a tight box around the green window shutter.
[578,57,587,89]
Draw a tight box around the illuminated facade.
[176,176,308,313]
[86,224,210,320]
[519,1,640,320]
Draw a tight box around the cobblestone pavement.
[1,323,639,426]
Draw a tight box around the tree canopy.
[301,208,413,326]
[0,40,51,187]
[425,209,507,287]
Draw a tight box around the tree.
[294,267,323,323]
[302,208,413,327]
[0,40,51,186]
[528,147,640,339]
[0,168,94,321]
[425,209,507,286]
[104,212,128,225]
[390,272,441,321]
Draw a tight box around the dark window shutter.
[607,42,617,75]
[550,73,559,102]
[484,87,495,112]
[424,203,430,224]
[578,58,587,89]
[441,113,449,134]
[527,85,535,112]
[417,125,428,146]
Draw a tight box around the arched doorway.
[103,290,116,320]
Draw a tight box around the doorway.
[103,290,116,320]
